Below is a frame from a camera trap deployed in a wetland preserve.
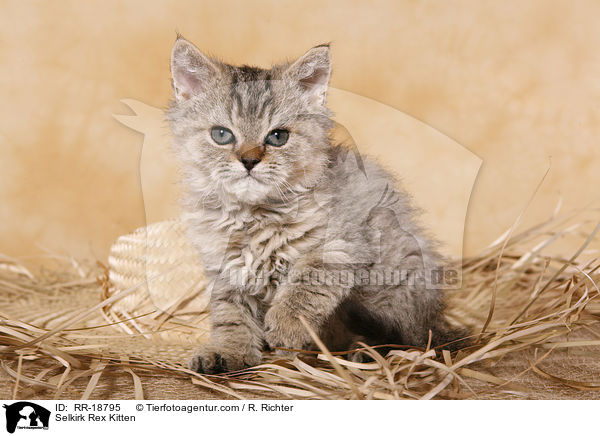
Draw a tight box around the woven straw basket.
[106,220,211,344]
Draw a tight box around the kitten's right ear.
[171,37,218,100]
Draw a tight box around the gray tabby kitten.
[167,37,466,374]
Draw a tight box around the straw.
[1,209,599,399]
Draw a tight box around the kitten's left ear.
[285,44,332,105]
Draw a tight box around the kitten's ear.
[171,37,219,100]
[285,44,332,105]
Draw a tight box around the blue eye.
[210,126,235,145]
[265,129,289,147]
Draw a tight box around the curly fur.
[166,37,467,374]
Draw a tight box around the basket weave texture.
[106,220,210,344]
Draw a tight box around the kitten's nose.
[241,156,260,171]
[236,143,264,171]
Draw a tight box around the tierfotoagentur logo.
[2,402,50,434]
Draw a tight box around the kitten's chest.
[188,202,325,302]
[228,217,323,301]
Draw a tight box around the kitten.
[166,37,467,374]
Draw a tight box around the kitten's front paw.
[264,303,313,353]
[188,344,260,374]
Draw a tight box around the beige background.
[1,0,599,263]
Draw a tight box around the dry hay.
[1,208,600,400]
